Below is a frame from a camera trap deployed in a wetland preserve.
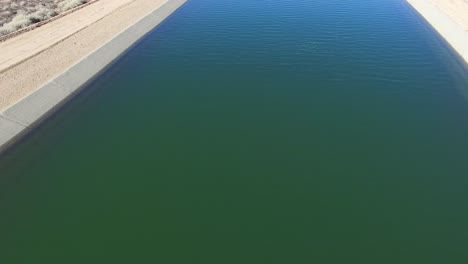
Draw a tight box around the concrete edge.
[0,0,188,154]
[406,0,468,65]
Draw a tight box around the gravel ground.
[0,0,88,35]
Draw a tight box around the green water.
[1,0,468,262]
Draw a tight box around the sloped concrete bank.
[0,0,188,153]
[407,0,468,64]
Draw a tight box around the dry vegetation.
[0,0,88,36]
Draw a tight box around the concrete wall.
[407,0,468,64]
[0,0,188,153]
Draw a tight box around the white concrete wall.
[407,0,468,64]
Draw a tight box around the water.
[1,0,468,262]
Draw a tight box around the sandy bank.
[407,0,468,64]
[0,0,163,110]
[0,0,187,151]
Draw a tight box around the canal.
[1,0,468,262]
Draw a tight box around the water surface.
[1,0,468,263]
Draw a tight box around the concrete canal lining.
[0,0,188,153]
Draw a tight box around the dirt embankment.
[0,0,89,36]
